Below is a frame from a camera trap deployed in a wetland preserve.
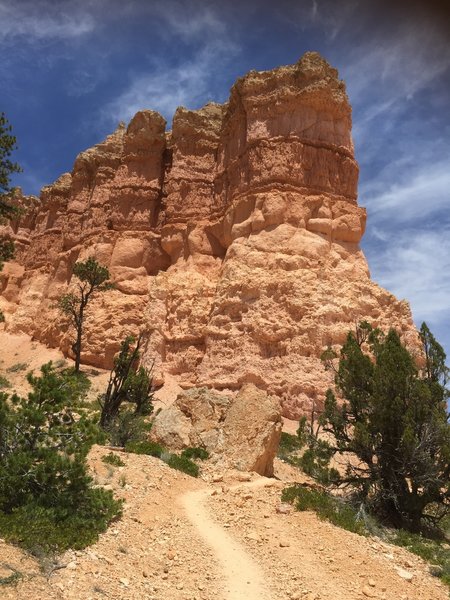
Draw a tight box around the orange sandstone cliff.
[0,52,417,418]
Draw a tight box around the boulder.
[150,384,282,476]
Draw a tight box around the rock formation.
[0,52,418,418]
[150,384,282,476]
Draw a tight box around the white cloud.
[368,228,450,327]
[362,159,450,223]
[105,40,236,123]
[104,5,239,124]
[147,2,228,42]
[0,0,98,43]
[344,22,450,153]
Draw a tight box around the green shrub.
[101,452,125,467]
[106,411,151,447]
[99,335,154,429]
[181,447,209,460]
[6,362,27,373]
[277,432,302,464]
[58,367,91,402]
[164,454,199,477]
[0,375,10,389]
[0,570,21,586]
[123,442,199,476]
[0,489,121,554]
[0,362,121,554]
[279,431,302,454]
[125,440,163,457]
[282,485,366,535]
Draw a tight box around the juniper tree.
[99,334,154,431]
[58,258,113,373]
[315,322,450,531]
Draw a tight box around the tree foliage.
[0,113,22,272]
[99,334,154,431]
[308,322,450,531]
[0,113,22,196]
[58,258,113,372]
[0,363,121,552]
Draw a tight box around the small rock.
[396,567,414,581]
[429,564,444,577]
[67,561,77,570]
[276,503,292,515]
[279,540,290,547]
[362,585,376,597]
[212,474,223,483]
[237,472,252,482]
[368,579,376,587]
[120,578,129,587]
[143,570,149,578]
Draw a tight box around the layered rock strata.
[0,52,417,418]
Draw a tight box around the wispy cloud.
[0,0,98,43]
[344,19,450,153]
[362,158,450,223]
[369,227,450,324]
[316,2,450,354]
[104,4,239,124]
[147,2,229,42]
[105,42,236,123]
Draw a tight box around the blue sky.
[1,0,450,359]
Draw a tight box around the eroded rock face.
[0,52,418,418]
[150,384,282,476]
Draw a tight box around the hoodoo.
[0,52,417,418]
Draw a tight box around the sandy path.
[182,478,273,600]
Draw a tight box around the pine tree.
[0,363,121,551]
[58,258,113,372]
[0,113,22,271]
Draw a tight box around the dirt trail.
[182,478,273,600]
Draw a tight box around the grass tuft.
[282,484,450,588]
[181,447,209,461]
[101,452,125,467]
[0,570,22,586]
[164,454,199,477]
[125,440,163,457]
[282,485,367,535]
